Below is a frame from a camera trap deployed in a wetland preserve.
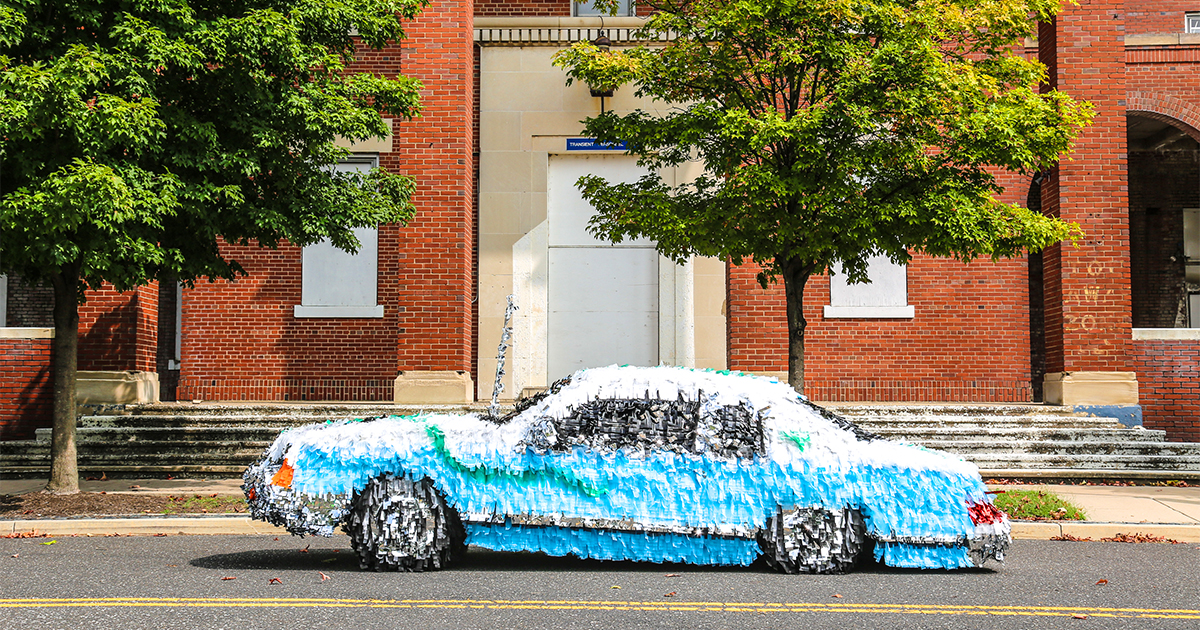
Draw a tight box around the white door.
[548,156,658,380]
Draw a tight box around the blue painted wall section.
[1076,404,1144,428]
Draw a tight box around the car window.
[558,398,701,451]
[555,397,763,458]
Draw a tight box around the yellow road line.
[1,598,1199,619]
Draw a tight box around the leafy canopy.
[0,0,425,294]
[553,0,1089,285]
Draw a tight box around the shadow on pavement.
[191,546,996,575]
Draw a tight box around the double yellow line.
[2,598,1199,619]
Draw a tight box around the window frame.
[292,155,385,319]
[1186,12,1200,34]
[823,254,915,319]
[573,0,634,17]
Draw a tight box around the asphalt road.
[2,535,1197,629]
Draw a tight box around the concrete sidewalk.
[3,478,1199,542]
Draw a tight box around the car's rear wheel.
[344,474,466,572]
[758,506,870,574]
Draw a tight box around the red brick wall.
[1038,2,1133,375]
[1127,63,1200,141]
[176,0,476,401]
[176,239,399,401]
[1126,4,1198,35]
[78,283,158,373]
[0,337,53,440]
[1131,339,1200,442]
[727,254,1035,402]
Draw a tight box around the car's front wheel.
[758,506,870,574]
[344,474,466,571]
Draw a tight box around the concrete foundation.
[1043,371,1139,406]
[76,371,160,405]
[394,371,474,404]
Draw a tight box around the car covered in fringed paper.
[243,365,1010,573]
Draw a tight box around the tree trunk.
[780,256,815,394]
[45,266,80,494]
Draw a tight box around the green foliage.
[993,489,1087,521]
[552,0,1089,284]
[0,0,425,296]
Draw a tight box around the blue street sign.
[566,138,627,151]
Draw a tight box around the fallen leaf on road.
[831,594,843,599]
[610,585,621,589]
[1073,614,1088,619]
[299,545,310,553]
[319,572,330,581]
[269,578,282,585]
[153,533,167,537]
[1051,534,1092,542]
[10,554,19,558]
[1101,532,1176,544]
[664,573,680,577]
[129,485,141,489]
[40,540,57,545]
[1095,579,1108,585]
[321,558,337,563]
[664,592,677,597]
[221,577,237,581]
[1,531,46,539]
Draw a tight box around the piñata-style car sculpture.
[244,365,1009,573]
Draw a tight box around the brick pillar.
[77,282,161,403]
[388,0,476,401]
[1038,3,1137,408]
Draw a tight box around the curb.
[5,517,1198,542]
[1010,521,1200,542]
[2,516,289,537]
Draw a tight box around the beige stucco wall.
[477,38,726,401]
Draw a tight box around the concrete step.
[95,402,499,417]
[36,427,286,443]
[865,426,1168,443]
[1,442,266,465]
[904,439,1200,457]
[76,413,419,429]
[848,414,1126,430]
[828,404,1097,417]
[965,453,1200,471]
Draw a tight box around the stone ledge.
[1125,33,1200,46]
[0,327,54,339]
[1133,328,1200,341]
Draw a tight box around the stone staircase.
[2,402,1199,480]
[830,404,1200,480]
[0,403,495,478]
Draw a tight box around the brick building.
[3,1,1198,443]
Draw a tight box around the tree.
[0,0,424,494]
[553,0,1090,391]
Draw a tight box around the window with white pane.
[293,157,384,318]
[823,254,914,319]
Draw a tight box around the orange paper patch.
[271,460,294,488]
